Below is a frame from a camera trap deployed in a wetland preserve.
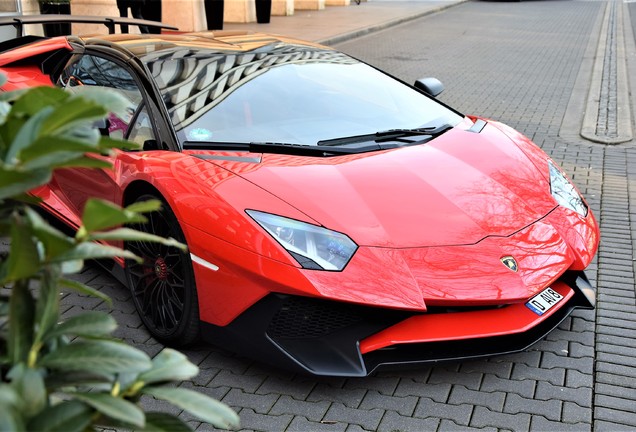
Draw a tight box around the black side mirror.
[414,77,444,97]
[143,139,161,151]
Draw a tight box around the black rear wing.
[0,14,178,37]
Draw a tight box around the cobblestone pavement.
[54,0,636,431]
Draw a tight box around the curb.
[318,0,470,46]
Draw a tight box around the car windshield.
[149,47,462,147]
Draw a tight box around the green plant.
[0,79,240,430]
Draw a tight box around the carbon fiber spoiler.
[0,14,179,37]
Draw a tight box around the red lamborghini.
[0,16,599,376]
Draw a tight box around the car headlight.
[246,210,357,271]
[548,160,588,217]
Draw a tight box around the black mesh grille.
[267,297,368,339]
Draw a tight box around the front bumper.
[200,271,595,376]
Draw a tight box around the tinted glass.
[147,48,462,146]
[58,55,151,141]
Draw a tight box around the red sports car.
[0,16,599,376]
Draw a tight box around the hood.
[206,122,556,248]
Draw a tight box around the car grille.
[267,296,369,339]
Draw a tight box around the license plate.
[526,287,563,316]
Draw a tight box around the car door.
[47,53,157,226]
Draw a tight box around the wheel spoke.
[125,196,198,344]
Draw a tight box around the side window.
[128,105,156,148]
[57,55,156,144]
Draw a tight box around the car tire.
[125,194,200,346]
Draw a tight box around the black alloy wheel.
[125,194,200,346]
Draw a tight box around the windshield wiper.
[182,140,384,156]
[318,124,454,146]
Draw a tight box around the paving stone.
[344,425,373,432]
[358,390,417,417]
[596,333,636,349]
[439,419,497,432]
[221,389,278,414]
[540,352,594,374]
[563,401,592,425]
[428,367,482,391]
[535,381,592,407]
[235,408,293,432]
[256,376,316,401]
[323,403,384,431]
[414,397,472,426]
[394,379,451,403]
[594,394,636,413]
[511,363,565,386]
[179,381,231,401]
[448,386,505,411]
[596,342,636,358]
[269,396,330,422]
[307,384,366,409]
[343,376,399,396]
[595,361,636,379]
[479,374,535,399]
[286,416,348,432]
[594,420,636,432]
[503,393,562,422]
[376,410,440,432]
[208,370,267,394]
[530,416,590,431]
[459,359,513,379]
[470,406,531,430]
[594,407,636,428]
[491,350,542,368]
[596,371,636,389]
[567,341,595,359]
[201,351,252,375]
[597,352,636,369]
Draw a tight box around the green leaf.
[81,199,147,233]
[98,135,141,152]
[125,200,162,214]
[0,100,11,125]
[70,392,145,428]
[27,400,93,432]
[47,156,112,170]
[0,213,40,283]
[0,383,20,409]
[39,98,107,138]
[10,86,70,117]
[0,168,51,201]
[142,412,192,432]
[60,259,85,274]
[39,340,152,374]
[34,268,61,347]
[88,228,186,251]
[141,387,240,430]
[8,280,35,364]
[7,364,47,417]
[58,277,112,306]
[24,207,75,261]
[19,136,99,165]
[0,405,25,432]
[5,105,54,164]
[69,86,131,119]
[138,349,198,385]
[44,370,114,390]
[51,242,140,265]
[45,311,117,340]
